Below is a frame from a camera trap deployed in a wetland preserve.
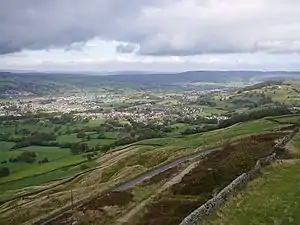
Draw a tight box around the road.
[116,162,199,224]
[113,147,218,192]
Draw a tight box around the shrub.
[0,167,10,177]
[77,131,86,138]
[80,164,89,170]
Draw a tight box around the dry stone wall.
[179,128,300,225]
[179,155,275,225]
[274,127,300,151]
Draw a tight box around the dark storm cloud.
[0,44,21,54]
[1,0,300,56]
[0,0,161,54]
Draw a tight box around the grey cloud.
[1,0,300,56]
[0,44,21,54]
[0,0,161,53]
[116,43,137,53]
[256,40,300,54]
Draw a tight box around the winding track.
[113,147,218,192]
[116,162,199,225]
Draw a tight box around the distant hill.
[0,71,299,96]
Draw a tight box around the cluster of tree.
[0,132,12,142]
[11,132,56,149]
[48,114,75,125]
[70,142,89,154]
[108,128,167,148]
[175,116,218,125]
[127,119,173,133]
[219,106,292,128]
[38,157,49,164]
[71,119,173,140]
[181,124,218,135]
[9,151,37,163]
[229,93,273,108]
[181,106,292,135]
[195,95,217,107]
[77,131,86,138]
[14,128,32,135]
[67,126,169,155]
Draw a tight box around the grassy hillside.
[139,118,290,149]
[202,161,300,225]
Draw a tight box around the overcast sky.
[1,0,300,72]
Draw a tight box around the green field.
[56,134,81,143]
[0,155,86,183]
[86,119,105,126]
[178,118,285,148]
[273,114,300,124]
[0,145,72,173]
[201,106,227,115]
[83,138,116,148]
[0,161,96,198]
[202,161,300,225]
[139,118,288,149]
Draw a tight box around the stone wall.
[179,154,276,225]
[274,127,300,151]
[179,128,299,225]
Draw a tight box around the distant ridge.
[0,70,299,95]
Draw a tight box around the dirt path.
[116,162,198,225]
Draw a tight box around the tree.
[86,153,93,161]
[41,157,49,163]
[77,131,86,138]
[11,132,56,149]
[54,126,62,132]
[0,167,10,177]
[97,133,105,139]
[80,164,89,170]
[70,143,89,155]
[86,135,91,141]
[15,151,37,163]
